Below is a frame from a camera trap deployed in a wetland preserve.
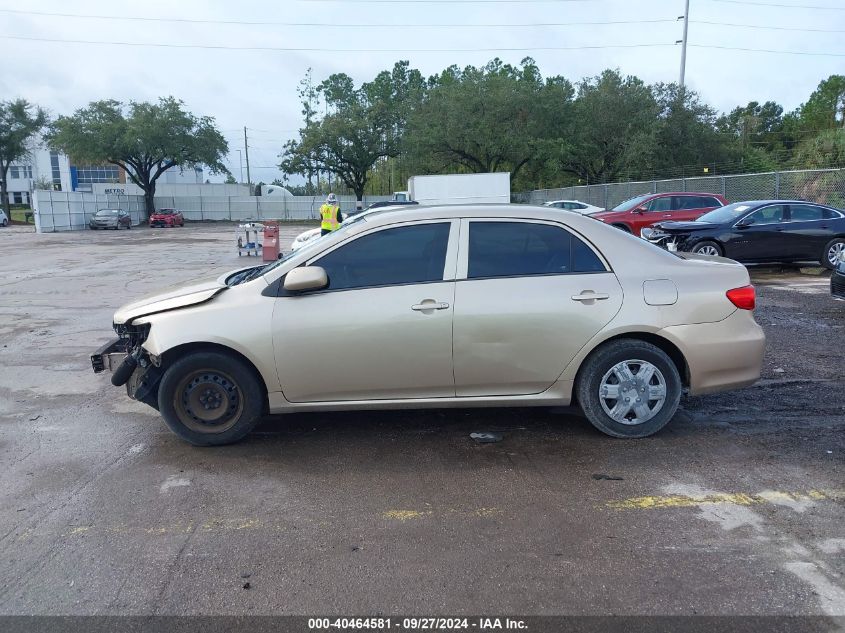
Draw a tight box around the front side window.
[467,222,606,279]
[743,205,784,225]
[315,223,451,291]
[646,197,673,212]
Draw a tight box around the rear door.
[783,204,839,259]
[451,219,622,397]
[671,195,723,222]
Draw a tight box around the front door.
[273,221,458,402]
[725,204,786,261]
[452,220,623,397]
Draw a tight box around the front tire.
[822,238,845,270]
[157,351,264,446]
[576,339,682,438]
[690,240,722,257]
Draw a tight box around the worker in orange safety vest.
[319,193,343,236]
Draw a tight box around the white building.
[6,147,71,205]
[5,142,206,204]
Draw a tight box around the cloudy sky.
[2,0,843,184]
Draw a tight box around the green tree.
[48,97,228,215]
[797,75,845,133]
[793,129,845,169]
[0,99,48,219]
[281,65,416,203]
[650,83,726,176]
[563,70,658,183]
[224,174,237,184]
[406,58,572,182]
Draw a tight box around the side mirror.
[284,266,328,292]
[634,206,647,214]
[736,218,755,228]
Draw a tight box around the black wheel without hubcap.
[821,238,845,270]
[158,351,264,446]
[576,339,682,438]
[690,240,722,257]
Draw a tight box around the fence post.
[604,184,609,210]
[721,176,726,198]
[199,195,204,222]
[775,171,780,198]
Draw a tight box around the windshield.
[696,202,755,224]
[611,195,650,212]
[156,210,175,215]
[96,209,120,216]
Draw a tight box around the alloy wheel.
[695,244,719,256]
[827,241,845,267]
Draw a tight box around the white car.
[290,204,410,252]
[0,208,9,227]
[542,200,604,215]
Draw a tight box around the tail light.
[726,285,756,310]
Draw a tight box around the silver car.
[89,208,131,230]
[92,205,765,446]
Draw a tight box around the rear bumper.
[832,270,845,301]
[661,310,765,396]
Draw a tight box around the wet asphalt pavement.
[0,223,842,617]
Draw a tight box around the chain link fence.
[32,191,392,232]
[514,168,845,210]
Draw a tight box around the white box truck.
[407,172,510,205]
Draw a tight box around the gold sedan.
[93,205,765,445]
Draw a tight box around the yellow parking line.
[382,507,503,521]
[607,489,845,510]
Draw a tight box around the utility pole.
[243,126,252,194]
[678,0,690,91]
[236,150,244,183]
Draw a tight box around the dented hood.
[113,277,228,324]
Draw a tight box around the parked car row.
[542,192,845,271]
[643,200,845,270]
[86,208,186,230]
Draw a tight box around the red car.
[590,192,728,236]
[149,208,184,228]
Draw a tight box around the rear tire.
[576,339,682,438]
[690,240,722,257]
[157,351,265,446]
[821,238,845,270]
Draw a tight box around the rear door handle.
[411,301,450,311]
[572,292,610,303]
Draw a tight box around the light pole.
[678,0,690,90]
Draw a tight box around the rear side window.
[789,204,826,222]
[315,223,450,291]
[467,222,606,279]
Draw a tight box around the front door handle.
[571,292,610,303]
[411,300,450,312]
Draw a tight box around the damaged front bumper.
[91,325,163,410]
[91,338,130,373]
